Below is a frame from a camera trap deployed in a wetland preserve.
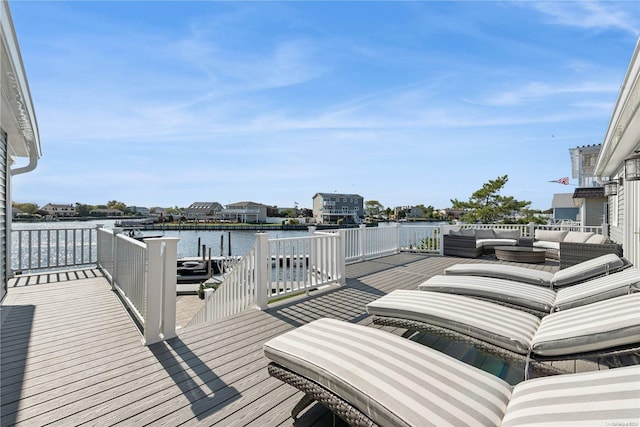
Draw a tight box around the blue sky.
[9,1,640,211]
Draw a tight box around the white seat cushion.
[444,264,554,286]
[476,239,518,248]
[532,293,640,356]
[551,253,625,287]
[263,318,513,426]
[419,275,556,313]
[366,290,540,354]
[502,365,640,426]
[554,268,640,311]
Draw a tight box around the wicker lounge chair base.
[372,316,569,377]
[366,291,640,380]
[268,363,375,426]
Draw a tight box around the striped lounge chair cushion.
[532,293,640,356]
[366,290,540,354]
[550,253,625,287]
[418,275,557,313]
[263,318,513,427]
[554,268,640,311]
[444,264,554,286]
[502,365,640,426]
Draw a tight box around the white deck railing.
[14,221,609,331]
[188,232,344,326]
[96,227,178,345]
[11,227,97,273]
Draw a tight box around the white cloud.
[529,1,640,36]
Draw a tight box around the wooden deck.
[0,253,621,426]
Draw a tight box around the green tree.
[106,200,127,212]
[450,175,530,223]
[365,200,384,218]
[13,202,39,214]
[75,203,92,217]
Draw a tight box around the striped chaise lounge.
[366,291,640,378]
[263,318,640,426]
[443,253,627,288]
[418,268,640,316]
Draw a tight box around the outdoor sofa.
[366,291,640,379]
[443,227,623,267]
[443,228,522,258]
[531,229,623,267]
[418,267,640,316]
[443,253,627,288]
[263,318,640,426]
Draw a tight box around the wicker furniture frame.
[559,241,624,269]
[267,363,376,426]
[494,246,546,264]
[372,316,640,380]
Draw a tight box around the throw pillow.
[474,229,495,239]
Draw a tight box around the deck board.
[3,253,628,426]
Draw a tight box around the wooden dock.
[1,254,620,426]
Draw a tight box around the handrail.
[11,227,97,274]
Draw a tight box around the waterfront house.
[312,192,364,224]
[41,203,76,217]
[220,201,268,223]
[184,201,222,222]
[550,193,579,222]
[595,36,640,268]
[1,1,41,302]
[569,145,607,226]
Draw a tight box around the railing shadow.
[0,305,35,427]
[148,337,241,421]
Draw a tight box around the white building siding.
[0,131,6,302]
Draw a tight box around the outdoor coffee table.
[494,246,546,263]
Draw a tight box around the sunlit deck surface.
[1,253,625,426]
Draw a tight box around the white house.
[220,201,268,223]
[1,1,42,301]
[42,203,76,217]
[595,37,640,268]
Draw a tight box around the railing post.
[337,231,346,285]
[160,237,179,341]
[359,224,367,261]
[111,228,122,290]
[203,288,214,321]
[255,233,269,310]
[528,222,536,238]
[439,223,447,255]
[144,239,163,345]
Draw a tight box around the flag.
[548,177,569,185]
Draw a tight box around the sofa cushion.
[533,241,560,250]
[585,234,607,244]
[476,239,517,248]
[563,231,594,243]
[494,229,520,239]
[449,229,462,236]
[474,229,495,239]
[534,229,568,242]
[460,228,475,237]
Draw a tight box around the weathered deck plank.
[4,254,623,426]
